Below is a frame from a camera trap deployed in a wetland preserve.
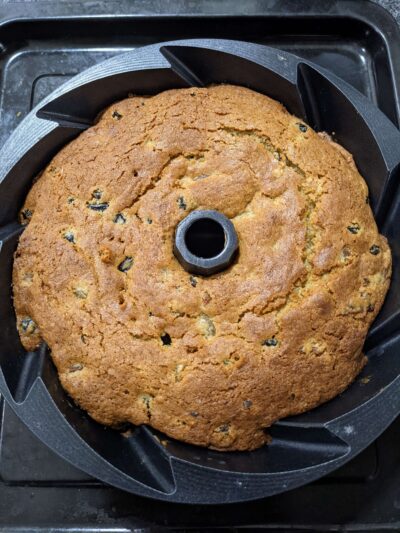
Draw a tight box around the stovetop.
[2,400,400,530]
[1,1,400,530]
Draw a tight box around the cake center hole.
[185,218,226,259]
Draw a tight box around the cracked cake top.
[13,85,391,450]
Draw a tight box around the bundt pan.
[0,39,400,504]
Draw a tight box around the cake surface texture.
[13,85,391,450]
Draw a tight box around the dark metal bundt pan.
[0,39,400,504]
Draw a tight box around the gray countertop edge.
[0,0,398,26]
[374,0,400,25]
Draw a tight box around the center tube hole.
[185,218,226,259]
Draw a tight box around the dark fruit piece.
[118,256,133,272]
[21,208,32,222]
[370,244,380,255]
[161,333,172,346]
[64,231,75,243]
[87,202,109,212]
[21,317,37,334]
[347,223,360,234]
[92,189,102,200]
[114,213,126,224]
[178,196,187,210]
[262,337,278,347]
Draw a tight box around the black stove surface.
[1,1,400,530]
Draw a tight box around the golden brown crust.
[13,85,391,450]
